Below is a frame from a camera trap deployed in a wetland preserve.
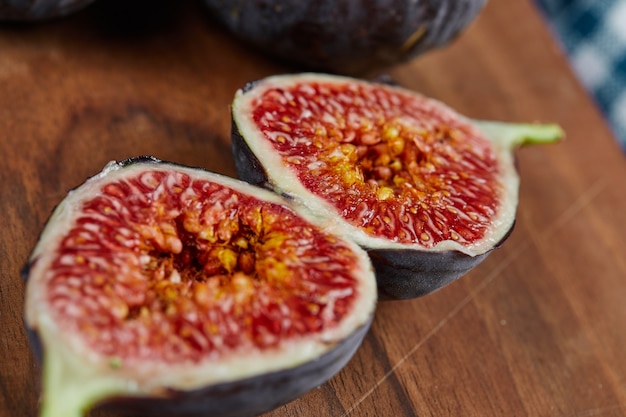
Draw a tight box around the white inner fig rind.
[24,159,377,417]
[232,73,563,256]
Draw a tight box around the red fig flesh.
[230,73,563,298]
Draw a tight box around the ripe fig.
[230,73,564,299]
[203,0,486,75]
[0,0,95,20]
[23,156,377,417]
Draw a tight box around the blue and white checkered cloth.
[535,0,626,151]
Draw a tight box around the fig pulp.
[23,157,377,417]
[231,73,564,299]
[203,0,486,75]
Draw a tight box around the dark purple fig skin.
[0,0,95,20]
[23,300,370,417]
[231,119,270,189]
[203,0,486,75]
[368,219,515,299]
[368,247,489,300]
[23,315,370,417]
[96,321,371,417]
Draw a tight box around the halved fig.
[231,73,563,299]
[23,157,377,417]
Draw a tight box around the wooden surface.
[2,1,626,416]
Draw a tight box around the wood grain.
[1,1,625,416]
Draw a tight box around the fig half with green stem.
[23,157,377,417]
[231,73,564,299]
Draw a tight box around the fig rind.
[99,320,371,417]
[368,248,491,299]
[230,73,564,298]
[24,157,377,417]
[367,220,518,299]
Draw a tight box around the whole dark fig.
[23,157,377,417]
[203,0,487,75]
[0,0,95,20]
[230,73,564,299]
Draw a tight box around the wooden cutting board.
[2,1,625,416]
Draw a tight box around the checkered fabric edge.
[535,0,626,151]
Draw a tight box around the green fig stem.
[38,325,130,417]
[40,353,123,417]
[473,120,564,149]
